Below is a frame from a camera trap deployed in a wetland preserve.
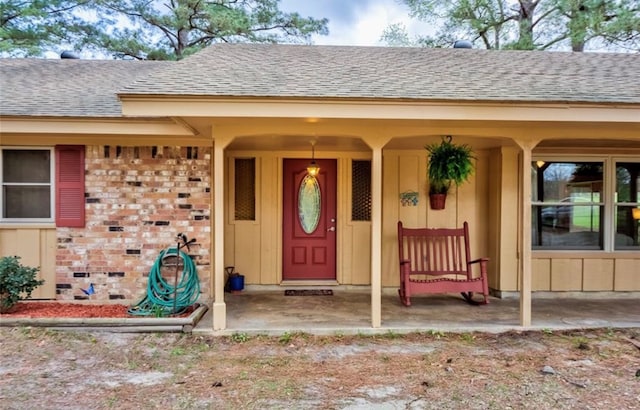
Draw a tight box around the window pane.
[532,205,602,249]
[532,161,603,202]
[616,162,640,203]
[532,161,604,249]
[615,206,640,250]
[3,186,51,218]
[615,162,640,250]
[3,150,51,183]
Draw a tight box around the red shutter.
[55,145,85,227]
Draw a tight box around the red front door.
[283,159,337,280]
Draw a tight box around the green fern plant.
[425,136,475,195]
[0,256,44,313]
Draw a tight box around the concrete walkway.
[194,290,640,336]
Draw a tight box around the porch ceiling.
[187,116,640,152]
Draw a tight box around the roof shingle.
[1,44,639,119]
[0,59,165,117]
[121,44,640,104]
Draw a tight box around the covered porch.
[117,45,640,332]
[193,288,640,335]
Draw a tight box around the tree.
[382,0,519,49]
[0,0,90,57]
[2,0,329,60]
[383,0,640,51]
[551,0,640,51]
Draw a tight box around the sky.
[40,0,428,58]
[278,0,430,46]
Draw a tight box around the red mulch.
[1,302,195,318]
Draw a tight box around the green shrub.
[0,256,44,313]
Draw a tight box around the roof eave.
[117,96,640,124]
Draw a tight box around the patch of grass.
[151,304,167,318]
[252,379,301,399]
[123,354,139,370]
[460,332,476,343]
[253,356,292,369]
[175,395,198,409]
[278,331,310,345]
[170,347,186,356]
[572,336,590,350]
[380,330,402,339]
[427,329,446,339]
[105,395,119,408]
[279,331,294,345]
[230,332,250,343]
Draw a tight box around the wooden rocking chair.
[397,221,489,306]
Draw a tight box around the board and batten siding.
[0,227,57,299]
[383,149,492,288]
[223,149,492,288]
[532,255,640,291]
[225,151,374,286]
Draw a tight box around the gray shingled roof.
[0,59,165,117]
[120,44,640,104]
[1,45,639,119]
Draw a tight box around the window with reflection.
[615,162,640,250]
[532,161,604,249]
[1,148,53,220]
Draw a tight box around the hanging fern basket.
[425,136,475,210]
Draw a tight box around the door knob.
[327,226,336,232]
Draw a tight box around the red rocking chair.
[397,221,489,306]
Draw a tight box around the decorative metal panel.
[352,160,372,221]
[298,174,321,234]
[234,158,255,220]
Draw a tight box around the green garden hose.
[127,247,200,316]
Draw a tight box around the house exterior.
[1,44,639,330]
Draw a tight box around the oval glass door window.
[298,174,321,234]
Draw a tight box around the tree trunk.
[517,0,538,50]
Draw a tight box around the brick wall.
[56,146,211,303]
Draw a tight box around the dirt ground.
[0,326,638,409]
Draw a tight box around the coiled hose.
[127,247,200,316]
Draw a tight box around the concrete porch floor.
[193,289,640,336]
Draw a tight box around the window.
[1,146,84,226]
[1,148,53,221]
[615,162,640,250]
[532,157,639,251]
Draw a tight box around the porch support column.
[514,139,539,328]
[211,132,234,330]
[362,135,392,328]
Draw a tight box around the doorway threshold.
[280,280,339,287]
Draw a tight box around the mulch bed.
[0,302,195,318]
